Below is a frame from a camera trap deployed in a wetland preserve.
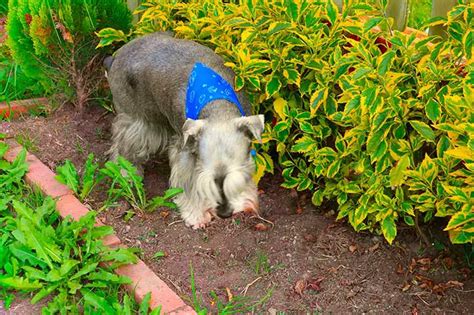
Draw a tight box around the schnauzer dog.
[105,32,264,229]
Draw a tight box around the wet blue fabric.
[185,62,245,119]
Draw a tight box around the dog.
[105,33,264,229]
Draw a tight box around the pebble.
[123,225,131,234]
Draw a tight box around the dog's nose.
[216,203,233,218]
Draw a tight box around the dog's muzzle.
[215,175,233,218]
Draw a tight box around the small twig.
[250,214,275,228]
[414,293,430,306]
[414,210,431,246]
[241,277,262,296]
[454,288,474,293]
[168,219,184,227]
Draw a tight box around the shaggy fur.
[106,33,264,228]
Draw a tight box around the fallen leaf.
[411,305,419,315]
[160,210,170,219]
[368,243,380,252]
[417,257,431,265]
[349,244,357,253]
[445,280,463,287]
[294,279,306,296]
[415,275,433,290]
[396,263,404,274]
[402,283,411,292]
[409,258,417,273]
[443,257,454,269]
[225,287,233,302]
[254,223,269,231]
[307,277,323,291]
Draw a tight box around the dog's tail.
[103,56,114,78]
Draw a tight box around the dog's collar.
[185,63,245,120]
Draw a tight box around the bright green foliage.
[99,156,183,212]
[55,154,183,213]
[6,0,131,105]
[56,153,99,202]
[0,141,150,313]
[98,0,473,245]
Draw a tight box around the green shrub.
[6,0,132,108]
[98,0,473,245]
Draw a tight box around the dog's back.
[106,33,248,130]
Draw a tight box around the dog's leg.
[168,138,213,229]
[108,113,169,174]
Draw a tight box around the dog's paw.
[184,211,213,229]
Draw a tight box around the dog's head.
[182,114,264,219]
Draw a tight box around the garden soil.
[2,105,473,314]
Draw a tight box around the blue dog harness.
[185,62,256,158]
[186,62,246,119]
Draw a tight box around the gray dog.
[105,33,264,229]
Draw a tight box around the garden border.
[3,140,196,315]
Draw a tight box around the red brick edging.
[3,141,196,314]
[0,98,49,119]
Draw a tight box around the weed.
[100,156,183,212]
[55,153,99,202]
[14,131,38,152]
[0,141,162,313]
[189,262,273,314]
[254,251,271,276]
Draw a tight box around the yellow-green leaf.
[389,154,410,187]
[273,97,287,120]
[445,147,474,161]
[409,120,436,142]
[382,216,397,245]
[444,212,474,231]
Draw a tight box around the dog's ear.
[183,119,205,148]
[234,115,265,141]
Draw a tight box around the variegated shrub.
[97,0,473,244]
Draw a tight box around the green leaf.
[444,212,474,231]
[389,154,410,187]
[326,0,339,25]
[96,28,128,48]
[311,190,324,206]
[267,22,292,35]
[81,289,116,314]
[425,99,441,122]
[377,51,395,76]
[364,17,383,31]
[70,262,99,280]
[152,251,166,260]
[326,159,341,178]
[265,76,282,98]
[0,277,42,291]
[56,160,80,195]
[444,147,474,161]
[382,216,397,245]
[139,292,152,315]
[409,120,436,142]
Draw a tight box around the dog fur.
[105,33,264,229]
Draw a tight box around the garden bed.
[1,105,473,313]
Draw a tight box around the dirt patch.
[2,104,473,314]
